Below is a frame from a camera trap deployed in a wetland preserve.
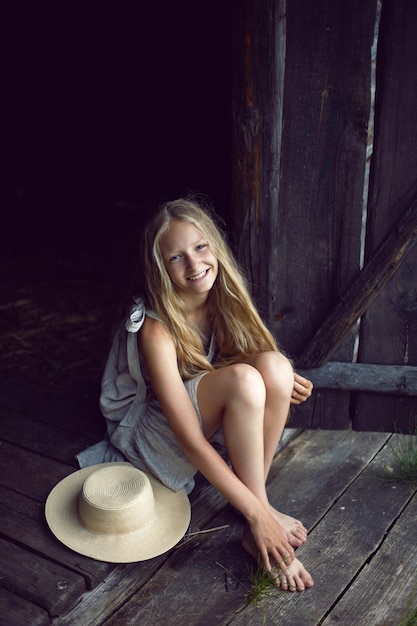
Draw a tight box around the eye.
[168,254,182,263]
[196,243,207,252]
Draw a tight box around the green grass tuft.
[245,559,277,605]
[380,416,417,483]
[397,583,417,626]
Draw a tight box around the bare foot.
[271,557,314,592]
[269,505,308,547]
[241,525,314,592]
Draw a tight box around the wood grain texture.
[296,198,417,369]
[274,0,375,358]
[322,492,417,625]
[0,587,50,626]
[354,0,417,430]
[96,431,390,626]
[229,435,416,626]
[0,537,85,617]
[2,426,416,625]
[0,487,113,589]
[231,0,286,325]
[0,442,75,502]
[298,362,417,395]
[274,0,376,429]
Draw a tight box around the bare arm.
[139,317,294,572]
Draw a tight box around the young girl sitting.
[81,196,314,592]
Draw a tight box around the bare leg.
[243,352,307,547]
[197,363,270,508]
[197,357,309,549]
[243,352,293,476]
[197,356,314,592]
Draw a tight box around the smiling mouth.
[188,269,208,281]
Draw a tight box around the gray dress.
[77,296,219,494]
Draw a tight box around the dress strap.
[125,296,145,333]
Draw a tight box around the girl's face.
[159,220,219,304]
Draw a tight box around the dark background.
[4,3,233,250]
[1,3,233,393]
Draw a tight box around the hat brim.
[45,462,191,562]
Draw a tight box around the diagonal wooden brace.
[297,196,417,369]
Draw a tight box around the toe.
[285,574,298,592]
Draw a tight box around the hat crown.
[78,465,155,535]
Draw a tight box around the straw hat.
[45,462,191,562]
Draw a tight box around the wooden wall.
[231,0,417,432]
[352,0,417,432]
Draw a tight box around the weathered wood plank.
[102,508,249,626]
[0,537,86,617]
[235,0,375,353]
[73,430,389,626]
[229,435,415,625]
[0,441,76,502]
[298,362,417,395]
[231,0,286,325]
[48,434,279,624]
[272,0,376,430]
[2,426,412,626]
[53,559,172,626]
[266,429,389,528]
[0,441,115,588]
[0,587,50,626]
[53,529,225,626]
[0,487,114,589]
[2,404,95,465]
[53,430,302,626]
[322,491,417,625]
[296,196,417,369]
[290,389,350,431]
[354,0,417,431]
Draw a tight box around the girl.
[89,197,314,592]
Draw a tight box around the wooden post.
[231,0,286,324]
[277,0,377,429]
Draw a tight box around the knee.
[254,352,294,400]
[226,363,266,408]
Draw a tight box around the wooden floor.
[1,383,417,626]
[1,226,416,625]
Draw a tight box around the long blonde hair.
[142,197,279,378]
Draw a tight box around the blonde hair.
[142,197,279,378]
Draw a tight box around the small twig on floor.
[215,561,243,592]
[176,524,229,549]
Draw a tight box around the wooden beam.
[298,363,417,396]
[297,195,417,368]
[231,0,286,324]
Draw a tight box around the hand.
[249,508,295,573]
[291,372,313,405]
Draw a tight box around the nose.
[185,253,198,270]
